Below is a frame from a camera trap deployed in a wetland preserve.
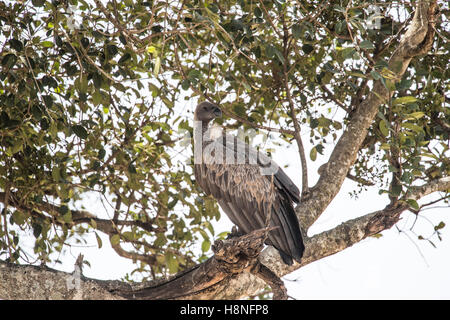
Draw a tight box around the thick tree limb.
[298,0,437,229]
[0,260,126,300]
[0,192,159,234]
[116,227,286,300]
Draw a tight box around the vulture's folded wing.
[194,134,304,264]
[222,133,300,203]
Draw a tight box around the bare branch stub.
[212,228,269,270]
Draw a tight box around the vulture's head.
[194,102,222,123]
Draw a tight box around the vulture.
[193,101,304,265]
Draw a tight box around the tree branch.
[298,0,438,229]
[281,13,309,196]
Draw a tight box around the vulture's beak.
[213,107,222,118]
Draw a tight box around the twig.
[2,181,12,259]
[281,15,309,196]
[250,262,287,300]
[320,84,351,113]
[258,0,282,38]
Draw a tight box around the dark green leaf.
[9,39,24,52]
[72,125,88,139]
[302,44,314,54]
[435,221,446,231]
[370,70,382,80]
[32,0,46,6]
[118,53,131,65]
[32,223,42,238]
[292,24,302,39]
[2,53,17,69]
[128,163,137,174]
[341,47,355,60]
[390,185,402,197]
[406,199,419,210]
[95,232,103,248]
[359,40,375,49]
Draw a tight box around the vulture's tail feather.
[277,191,304,264]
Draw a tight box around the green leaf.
[32,0,46,6]
[62,211,72,223]
[379,120,389,137]
[274,48,285,64]
[371,233,383,239]
[41,41,54,48]
[90,219,97,229]
[392,96,418,105]
[72,125,88,139]
[95,232,103,248]
[181,79,190,90]
[406,199,419,210]
[9,39,24,51]
[52,166,60,182]
[12,211,26,225]
[98,148,106,159]
[110,234,120,246]
[390,185,402,197]
[404,112,425,120]
[2,53,17,69]
[349,71,366,78]
[80,75,88,93]
[370,70,382,80]
[187,69,201,81]
[92,73,102,89]
[201,239,211,252]
[292,24,302,39]
[302,44,314,54]
[11,139,23,154]
[92,90,103,105]
[309,147,317,161]
[265,45,276,58]
[128,163,137,174]
[380,143,390,150]
[216,231,230,240]
[402,122,423,133]
[166,253,178,273]
[434,221,446,231]
[32,223,42,238]
[118,53,131,65]
[359,40,375,49]
[341,47,355,60]
[254,6,263,18]
[58,205,69,215]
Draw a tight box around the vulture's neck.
[193,119,211,146]
[194,118,211,131]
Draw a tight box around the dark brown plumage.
[193,101,304,265]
